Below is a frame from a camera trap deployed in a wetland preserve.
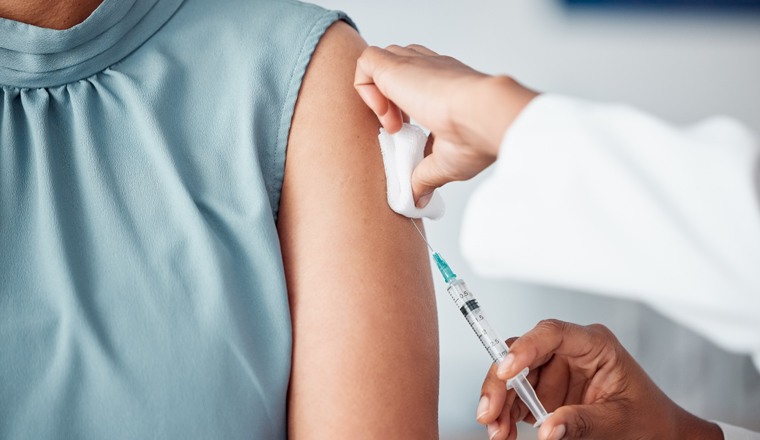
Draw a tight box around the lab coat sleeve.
[461,94,760,371]
[716,421,760,439]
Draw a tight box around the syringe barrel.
[445,279,510,365]
[447,277,552,427]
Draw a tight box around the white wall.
[308,0,760,437]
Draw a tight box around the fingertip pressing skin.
[410,155,439,207]
[410,159,435,206]
[416,193,433,209]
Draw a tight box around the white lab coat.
[460,94,760,439]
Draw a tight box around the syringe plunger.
[507,369,551,427]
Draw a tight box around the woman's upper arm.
[277,21,439,439]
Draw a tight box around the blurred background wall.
[309,0,760,438]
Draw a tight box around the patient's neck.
[0,0,104,30]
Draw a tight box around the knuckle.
[406,43,428,51]
[537,318,565,333]
[360,46,382,61]
[378,56,410,75]
[495,75,519,88]
[587,323,616,341]
[574,413,593,438]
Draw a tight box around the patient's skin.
[281,22,440,439]
[0,0,104,29]
[2,1,441,438]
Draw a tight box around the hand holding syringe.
[412,220,552,428]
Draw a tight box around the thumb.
[411,133,494,207]
[538,403,623,440]
[411,153,450,209]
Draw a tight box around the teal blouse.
[0,0,351,438]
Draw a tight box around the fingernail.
[487,422,500,440]
[547,424,566,440]
[476,395,489,421]
[416,192,433,208]
[497,353,514,377]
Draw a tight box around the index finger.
[496,319,617,382]
[354,47,404,133]
[355,45,427,101]
[354,46,395,88]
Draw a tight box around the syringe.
[412,220,551,428]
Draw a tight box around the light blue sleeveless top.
[0,0,352,438]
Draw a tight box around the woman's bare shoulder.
[278,20,440,440]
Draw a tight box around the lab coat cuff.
[714,421,760,440]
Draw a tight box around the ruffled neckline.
[0,0,184,88]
